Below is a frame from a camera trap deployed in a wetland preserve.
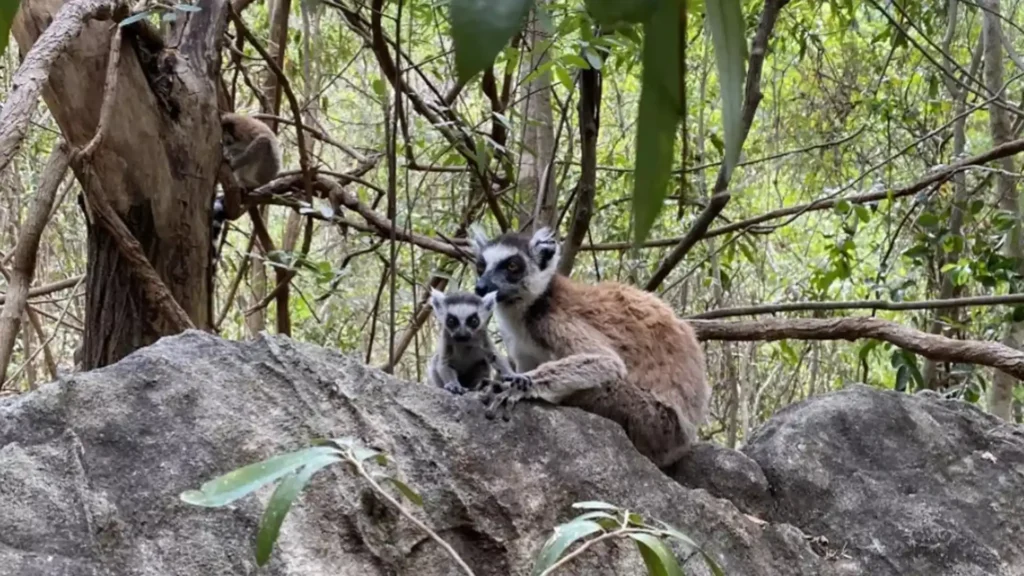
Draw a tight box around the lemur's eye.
[466,315,479,329]
[506,261,520,273]
[446,316,458,329]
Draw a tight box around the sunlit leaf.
[571,500,620,511]
[118,10,151,27]
[628,533,684,576]
[450,0,534,82]
[179,446,340,508]
[705,0,748,182]
[631,0,681,245]
[531,520,603,576]
[255,454,341,566]
[174,3,202,11]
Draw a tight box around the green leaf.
[371,78,387,98]
[854,204,871,223]
[118,10,151,27]
[628,533,684,576]
[174,3,202,11]
[571,500,620,511]
[553,64,574,91]
[585,0,658,24]
[705,0,748,182]
[382,476,424,506]
[179,446,340,508]
[630,0,681,245]
[0,0,17,57]
[255,454,341,566]
[834,199,852,215]
[450,0,534,82]
[531,520,604,576]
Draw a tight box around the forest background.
[1,0,1023,450]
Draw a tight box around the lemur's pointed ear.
[529,226,560,271]
[469,224,490,256]
[428,288,446,317]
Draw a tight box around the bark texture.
[12,0,226,368]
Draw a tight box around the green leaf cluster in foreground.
[181,439,724,574]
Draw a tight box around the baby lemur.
[428,289,513,395]
[221,112,282,189]
[470,226,710,468]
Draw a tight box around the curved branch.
[688,292,1024,319]
[690,317,1024,380]
[0,0,119,175]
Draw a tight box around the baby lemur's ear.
[428,288,446,317]
[529,226,559,271]
[480,291,497,312]
[469,224,490,256]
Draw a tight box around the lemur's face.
[429,290,495,342]
[471,226,559,305]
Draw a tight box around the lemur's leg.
[564,384,697,469]
[229,135,275,169]
[483,352,625,420]
[428,355,468,395]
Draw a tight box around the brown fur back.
[221,112,273,141]
[539,275,709,459]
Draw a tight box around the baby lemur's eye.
[445,316,459,329]
[466,315,479,329]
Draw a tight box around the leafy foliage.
[531,500,725,575]
[180,437,421,567]
[0,0,19,57]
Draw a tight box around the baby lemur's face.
[429,290,495,343]
[470,226,559,305]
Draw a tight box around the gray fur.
[427,289,512,395]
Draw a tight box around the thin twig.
[2,275,84,390]
[347,452,475,576]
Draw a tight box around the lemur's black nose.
[474,280,493,297]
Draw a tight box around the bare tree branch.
[585,136,1024,252]
[0,143,69,382]
[645,0,789,291]
[690,317,1024,381]
[689,293,1024,320]
[0,0,119,175]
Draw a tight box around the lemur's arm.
[229,135,275,169]
[483,337,514,378]
[428,354,467,395]
[484,318,626,417]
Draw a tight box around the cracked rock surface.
[1,331,1021,575]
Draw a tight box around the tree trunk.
[516,4,557,231]
[982,0,1021,420]
[12,0,225,369]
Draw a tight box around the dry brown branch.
[586,136,1024,252]
[0,275,85,305]
[215,231,257,330]
[690,317,1024,380]
[72,29,194,333]
[0,143,69,382]
[0,0,119,175]
[689,292,1024,319]
[25,308,57,380]
[644,0,789,291]
[2,275,84,390]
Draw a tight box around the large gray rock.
[743,384,1024,576]
[0,331,827,576]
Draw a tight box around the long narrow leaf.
[631,0,683,245]
[0,0,20,56]
[449,0,535,82]
[179,446,340,508]
[705,0,747,182]
[531,519,604,576]
[628,533,685,576]
[255,454,341,566]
